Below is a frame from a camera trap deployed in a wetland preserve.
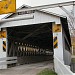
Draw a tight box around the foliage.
[37,68,57,75]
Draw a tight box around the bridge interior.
[7,22,53,65]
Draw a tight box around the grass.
[72,58,75,63]
[37,68,57,75]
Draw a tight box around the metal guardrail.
[71,55,75,73]
[0,57,17,65]
[54,56,75,75]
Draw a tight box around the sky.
[0,0,74,19]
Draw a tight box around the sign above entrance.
[18,10,35,15]
[0,0,16,14]
[53,24,61,32]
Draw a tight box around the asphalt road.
[0,61,53,75]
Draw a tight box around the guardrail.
[54,56,75,75]
[71,55,75,73]
[0,57,17,69]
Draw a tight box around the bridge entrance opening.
[7,22,53,65]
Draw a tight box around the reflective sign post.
[52,23,64,63]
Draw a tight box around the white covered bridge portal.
[7,22,53,64]
[0,5,72,75]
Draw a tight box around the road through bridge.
[0,61,53,75]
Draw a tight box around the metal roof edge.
[2,4,66,19]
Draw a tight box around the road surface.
[0,61,53,75]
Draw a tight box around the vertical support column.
[72,3,75,30]
[72,46,74,55]
[73,3,75,17]
[52,23,64,63]
[0,28,7,69]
